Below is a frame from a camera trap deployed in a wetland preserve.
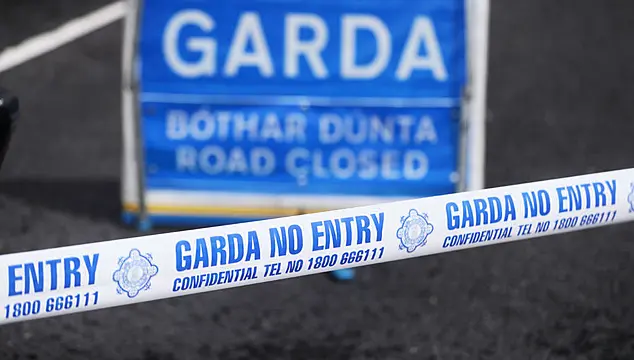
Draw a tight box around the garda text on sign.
[139,0,466,100]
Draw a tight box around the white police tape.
[2,168,634,325]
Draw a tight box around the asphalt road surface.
[1,0,634,359]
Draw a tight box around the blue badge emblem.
[628,183,634,213]
[397,209,434,253]
[113,249,159,298]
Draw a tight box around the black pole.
[0,88,19,172]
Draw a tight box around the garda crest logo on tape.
[113,249,159,298]
[628,183,634,213]
[397,209,434,253]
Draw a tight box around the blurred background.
[1,0,634,359]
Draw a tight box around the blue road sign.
[135,0,467,220]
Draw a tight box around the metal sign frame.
[120,0,490,230]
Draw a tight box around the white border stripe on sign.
[139,93,461,108]
[1,168,633,325]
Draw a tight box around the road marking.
[0,1,126,73]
